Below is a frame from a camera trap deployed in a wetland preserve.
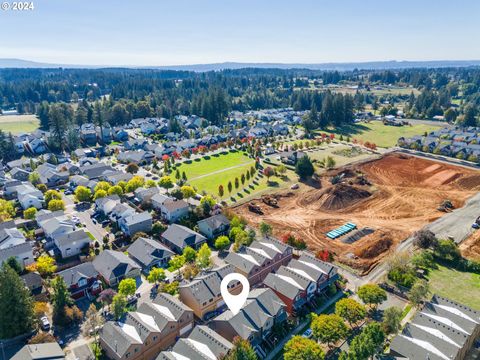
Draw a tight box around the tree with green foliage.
[227,181,233,195]
[311,313,348,347]
[24,207,37,220]
[223,337,258,360]
[335,298,367,327]
[125,175,145,193]
[158,176,174,193]
[145,179,157,188]
[382,306,402,334]
[434,239,461,262]
[44,189,62,204]
[218,184,224,198]
[284,335,324,360]
[28,172,41,185]
[169,255,186,274]
[345,322,385,360]
[214,235,230,251]
[112,294,128,320]
[196,243,212,270]
[94,181,111,192]
[51,276,73,324]
[118,278,136,296]
[259,221,273,237]
[147,267,166,284]
[0,264,35,338]
[108,185,124,196]
[0,199,15,222]
[180,185,196,199]
[75,185,92,202]
[295,155,315,180]
[5,256,22,274]
[93,189,107,200]
[357,284,387,310]
[409,279,429,306]
[199,195,216,215]
[48,199,65,211]
[183,246,197,263]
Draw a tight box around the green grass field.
[0,114,39,134]
[316,121,442,148]
[175,151,255,196]
[427,265,480,310]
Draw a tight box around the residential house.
[277,150,307,165]
[197,214,230,240]
[53,229,92,258]
[24,135,48,155]
[80,162,116,180]
[153,196,189,223]
[100,293,194,360]
[161,224,206,254]
[390,294,480,360]
[36,211,76,241]
[97,124,113,143]
[80,123,98,146]
[10,167,31,181]
[36,163,70,188]
[127,237,174,273]
[21,272,44,297]
[211,288,287,358]
[134,187,161,204]
[117,150,155,165]
[225,237,293,286]
[0,226,27,249]
[57,262,102,300]
[156,325,233,360]
[178,264,241,320]
[0,242,35,270]
[124,138,148,151]
[4,181,44,209]
[119,211,153,237]
[93,250,141,286]
[11,342,65,360]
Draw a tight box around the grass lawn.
[0,114,39,134]
[175,151,255,195]
[427,264,480,310]
[316,121,442,148]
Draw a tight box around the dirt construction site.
[234,153,480,274]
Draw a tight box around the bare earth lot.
[234,153,480,274]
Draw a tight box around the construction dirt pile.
[302,184,372,211]
[233,153,480,275]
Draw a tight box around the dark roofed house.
[390,294,480,360]
[277,150,307,165]
[93,250,141,286]
[161,224,206,254]
[127,237,174,273]
[57,262,102,300]
[21,272,44,297]
[197,214,230,239]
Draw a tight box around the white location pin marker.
[221,273,250,316]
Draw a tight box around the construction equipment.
[437,199,454,212]
[248,202,263,214]
[261,195,278,207]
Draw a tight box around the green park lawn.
[427,264,480,310]
[0,114,39,134]
[175,151,255,196]
[317,121,442,148]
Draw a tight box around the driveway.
[62,193,108,242]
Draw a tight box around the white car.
[290,183,299,190]
[40,316,51,331]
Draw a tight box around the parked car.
[302,328,312,338]
[40,316,51,331]
[64,189,72,195]
[291,183,299,190]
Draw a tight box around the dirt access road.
[234,153,480,275]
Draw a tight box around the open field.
[0,114,39,134]
[234,153,480,274]
[315,121,442,148]
[427,265,480,310]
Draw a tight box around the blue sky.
[1,0,479,65]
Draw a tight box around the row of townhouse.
[390,294,480,360]
[99,293,194,360]
[263,252,339,315]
